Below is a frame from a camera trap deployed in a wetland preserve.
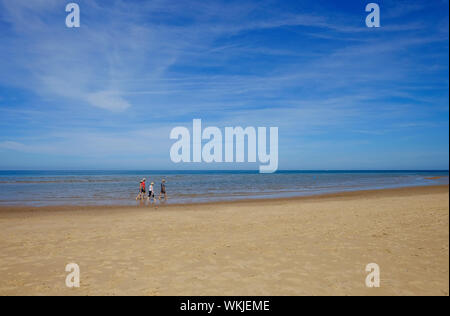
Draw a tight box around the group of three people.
[137,178,166,201]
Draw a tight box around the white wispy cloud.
[0,0,448,169]
[86,91,131,112]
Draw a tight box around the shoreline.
[0,184,448,215]
[0,184,448,295]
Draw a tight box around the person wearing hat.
[159,179,167,201]
[136,178,146,200]
[147,181,155,202]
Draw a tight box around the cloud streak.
[0,0,448,169]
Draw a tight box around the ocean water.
[0,170,448,207]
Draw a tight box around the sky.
[0,0,448,170]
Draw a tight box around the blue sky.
[0,0,448,170]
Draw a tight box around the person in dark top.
[159,179,167,201]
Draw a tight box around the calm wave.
[0,170,448,207]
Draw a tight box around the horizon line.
[0,169,448,172]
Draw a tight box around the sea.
[0,170,448,207]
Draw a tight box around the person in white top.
[147,182,155,202]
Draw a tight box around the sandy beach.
[0,185,448,296]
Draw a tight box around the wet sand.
[0,185,448,296]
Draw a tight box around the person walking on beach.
[136,178,146,200]
[148,182,155,202]
[159,179,167,201]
